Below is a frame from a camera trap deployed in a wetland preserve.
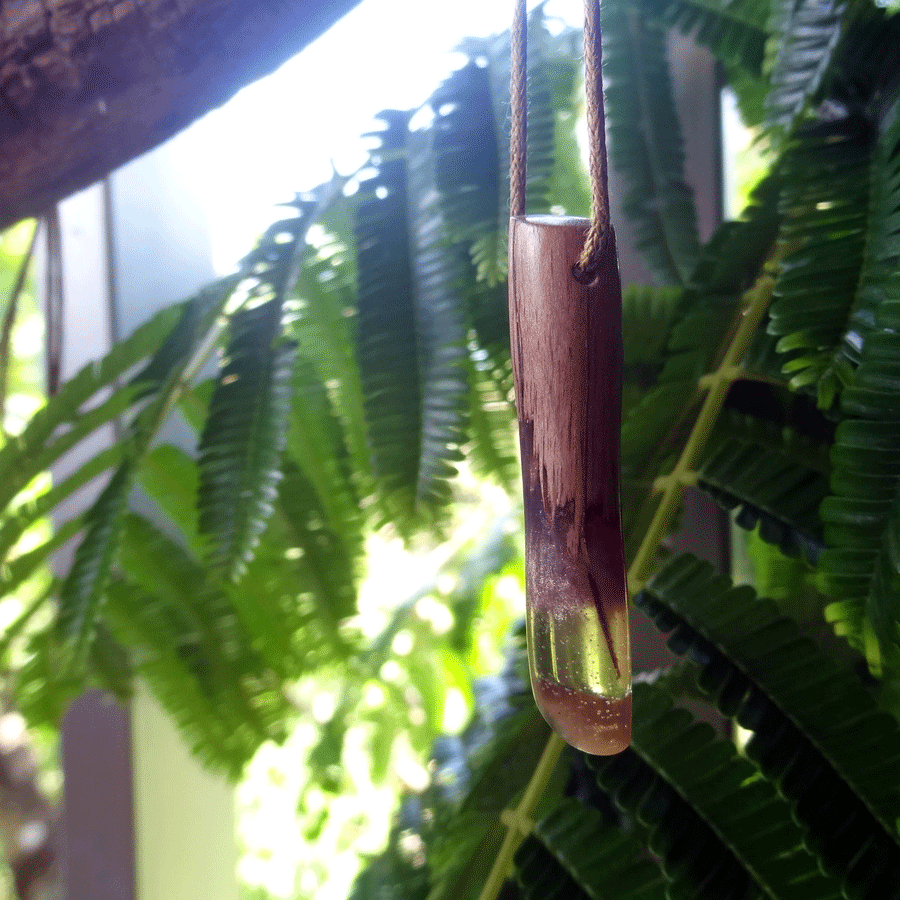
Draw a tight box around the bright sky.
[176,0,581,272]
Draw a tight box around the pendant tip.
[532,677,631,756]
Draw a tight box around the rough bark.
[0,0,361,231]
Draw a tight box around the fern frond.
[105,579,285,778]
[464,354,518,493]
[526,801,668,900]
[827,2,900,114]
[425,697,553,900]
[197,298,296,580]
[636,553,900,888]
[433,11,561,287]
[53,271,241,662]
[431,58,505,288]
[15,622,133,729]
[110,514,295,773]
[618,195,779,549]
[0,301,181,511]
[128,276,238,401]
[820,300,900,674]
[766,118,872,409]
[603,1,700,286]
[0,444,123,566]
[136,443,202,555]
[0,517,81,606]
[645,0,770,75]
[56,464,132,664]
[765,0,845,134]
[590,681,846,900]
[515,837,591,900]
[839,114,900,384]
[354,112,468,527]
[621,284,683,382]
[285,357,363,556]
[699,412,830,561]
[263,457,360,656]
[291,236,371,479]
[195,195,352,580]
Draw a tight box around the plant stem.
[628,274,773,591]
[477,273,774,900]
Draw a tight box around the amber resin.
[508,215,631,755]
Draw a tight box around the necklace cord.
[509,0,611,279]
[577,0,611,280]
[510,0,527,219]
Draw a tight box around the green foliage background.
[1,0,900,898]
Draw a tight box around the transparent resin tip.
[528,594,631,755]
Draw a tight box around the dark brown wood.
[509,214,630,755]
[0,0,362,231]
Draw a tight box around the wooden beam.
[0,0,361,231]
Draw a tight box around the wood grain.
[509,214,630,753]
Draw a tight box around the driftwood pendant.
[508,215,631,755]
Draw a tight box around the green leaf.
[764,0,845,134]
[291,237,371,480]
[515,836,592,900]
[766,118,872,409]
[197,298,296,580]
[0,443,123,565]
[603,1,700,285]
[135,444,202,554]
[354,112,468,527]
[838,112,900,406]
[646,0,770,76]
[105,579,286,778]
[821,292,900,672]
[286,357,363,554]
[128,276,238,401]
[56,465,133,664]
[530,800,668,900]
[425,691,554,900]
[618,187,780,552]
[699,411,830,561]
[109,515,296,775]
[590,682,845,900]
[433,12,561,286]
[464,354,518,493]
[0,303,179,511]
[260,458,360,658]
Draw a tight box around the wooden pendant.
[508,215,631,755]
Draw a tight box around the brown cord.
[577,0,611,279]
[509,0,611,278]
[45,210,63,398]
[509,0,527,218]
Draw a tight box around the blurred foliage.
[0,0,900,898]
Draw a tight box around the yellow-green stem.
[476,733,564,900]
[477,274,774,900]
